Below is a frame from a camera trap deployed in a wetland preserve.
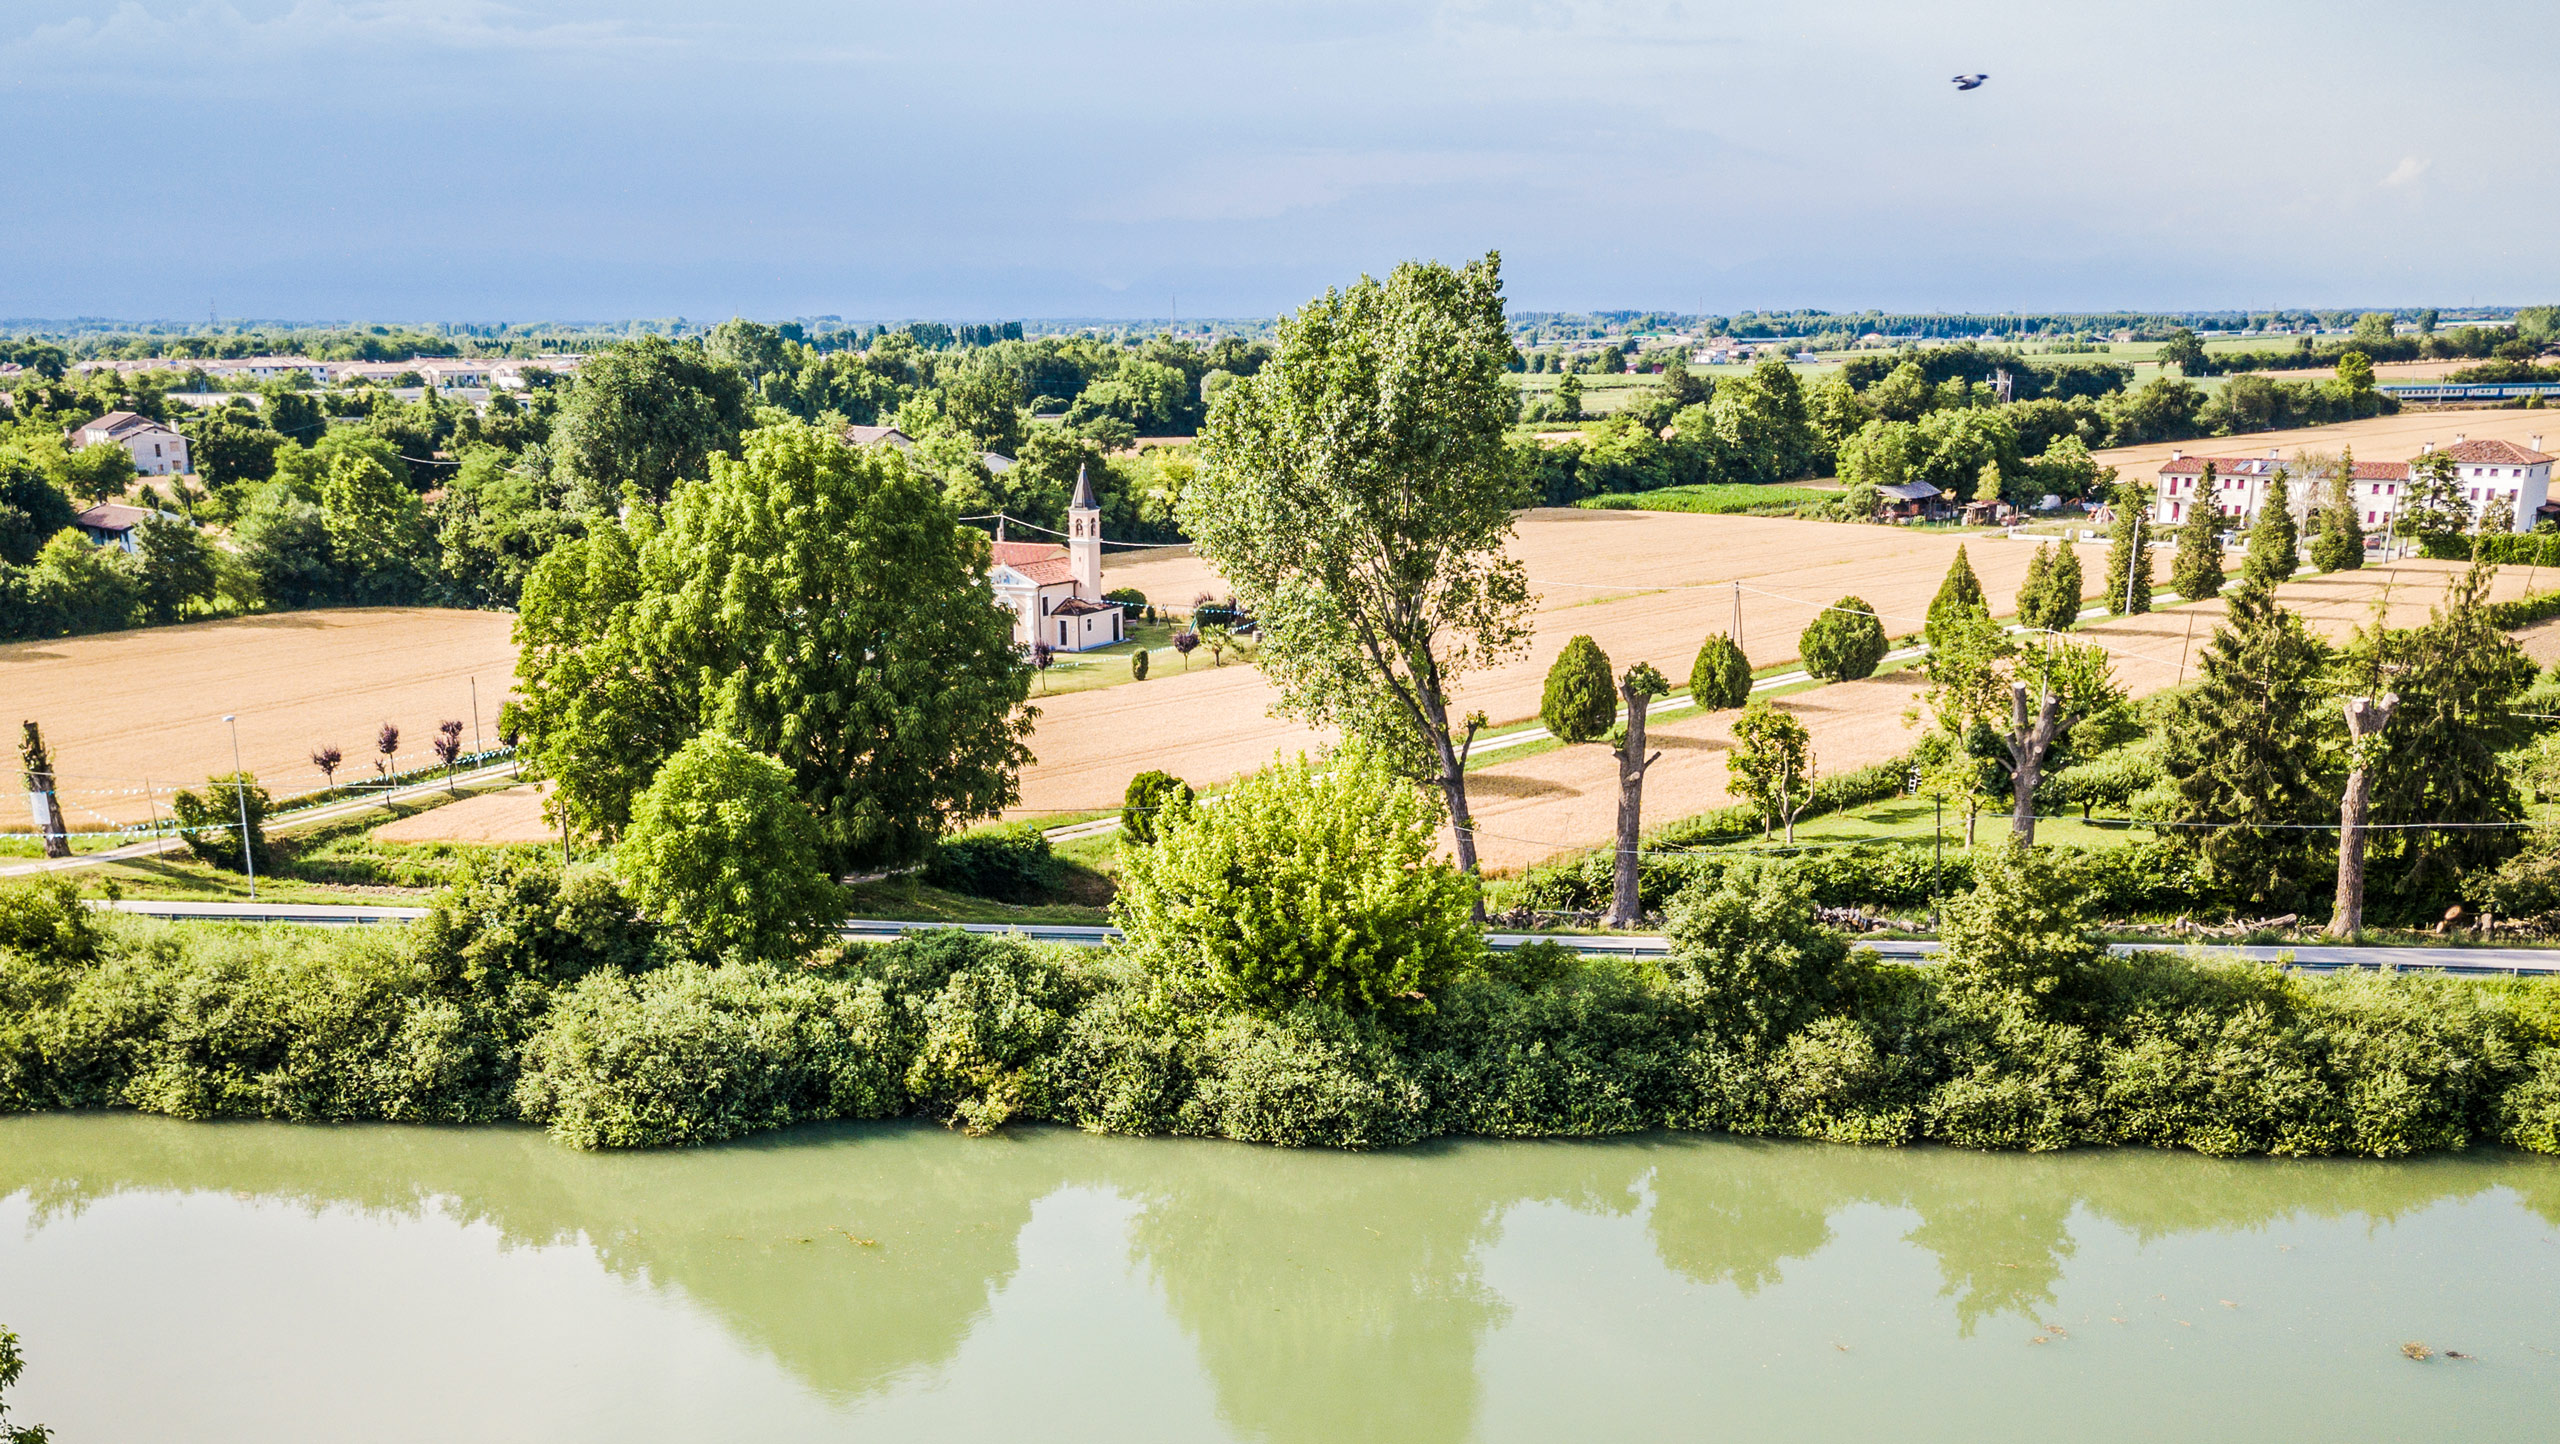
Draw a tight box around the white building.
[987,467,1124,652]
[68,411,189,477]
[2153,434,2552,537]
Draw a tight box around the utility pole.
[470,676,483,759]
[222,714,254,899]
[2123,512,2142,615]
[1731,581,1743,644]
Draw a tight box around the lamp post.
[222,714,254,899]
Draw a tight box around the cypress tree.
[1540,634,1617,743]
[2103,482,2153,614]
[2242,467,2299,587]
[2309,449,2365,572]
[2169,464,2226,603]
[2160,581,2337,911]
[2016,542,2053,626]
[2045,538,2084,629]
[2366,561,2535,906]
[1800,596,1887,682]
[1926,545,1987,651]
[1688,631,1753,710]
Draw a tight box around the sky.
[4,0,2556,323]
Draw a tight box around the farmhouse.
[2151,435,2553,535]
[68,411,189,477]
[986,466,1124,652]
[72,501,179,551]
[1873,479,1947,521]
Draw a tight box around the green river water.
[2,1116,2556,1442]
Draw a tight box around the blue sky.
[5,1,2554,322]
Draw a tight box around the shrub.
[1539,634,1616,742]
[902,938,1082,1134]
[619,731,844,961]
[1114,743,1480,1015]
[923,822,1058,901]
[1663,858,1856,1041]
[1103,586,1149,619]
[170,772,269,873]
[0,876,103,965]
[1937,845,2105,1008]
[408,852,660,1013]
[1120,770,1193,845]
[1799,596,1887,681]
[1688,632,1752,711]
[1131,648,1149,680]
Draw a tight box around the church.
[987,465,1126,651]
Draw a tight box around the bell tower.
[1068,463,1103,597]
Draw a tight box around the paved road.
[4,761,526,879]
[89,903,2560,973]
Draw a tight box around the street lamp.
[222,714,254,900]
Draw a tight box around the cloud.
[3,0,689,67]
[1098,148,1539,224]
[2382,155,2430,187]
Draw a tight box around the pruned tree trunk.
[19,721,70,860]
[1424,695,1488,919]
[1604,682,1664,929]
[2328,692,2398,939]
[2006,682,2065,845]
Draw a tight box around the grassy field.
[4,608,517,830]
[1575,483,1841,517]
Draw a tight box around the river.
[1,1116,2555,1441]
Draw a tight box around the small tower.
[1068,464,1103,597]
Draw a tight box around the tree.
[1938,844,2102,1010]
[1922,608,2121,844]
[1972,459,2003,505]
[2335,349,2377,393]
[1604,662,1672,927]
[2158,327,2207,376]
[2241,467,2299,586]
[1120,769,1193,844]
[2309,450,2366,573]
[2017,540,2084,632]
[311,743,343,788]
[2366,561,2534,906]
[1728,700,1816,843]
[548,335,754,509]
[2396,449,2471,559]
[1708,358,1819,482]
[1799,595,1886,682]
[1184,253,1530,879]
[170,771,269,873]
[17,722,67,860]
[319,449,426,590]
[432,718,466,791]
[0,458,77,567]
[619,730,843,962]
[509,421,1033,869]
[15,530,139,637]
[2160,582,2335,910]
[2329,678,2398,939]
[1552,373,1584,421]
[1195,624,1232,667]
[1172,629,1199,668]
[130,514,216,624]
[1927,545,1987,652]
[1540,634,1616,742]
[376,722,400,781]
[1130,648,1149,681]
[1688,631,1752,711]
[1113,743,1480,1014]
[2169,470,2226,603]
[2102,482,2153,614]
[177,405,285,491]
[0,1324,53,1444]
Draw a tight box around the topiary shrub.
[1539,634,1616,742]
[1688,632,1752,711]
[619,730,843,962]
[1130,648,1149,680]
[923,822,1058,901]
[1120,770,1193,844]
[170,772,270,873]
[1798,596,1888,682]
[1114,743,1480,1015]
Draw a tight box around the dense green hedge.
[5,862,2559,1159]
[2474,535,2560,568]
[1512,837,2214,919]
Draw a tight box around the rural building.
[986,466,1124,652]
[1873,479,1946,521]
[68,411,189,477]
[417,360,491,389]
[843,423,918,451]
[2151,436,2552,535]
[72,501,179,551]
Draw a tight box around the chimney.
[2533,434,2545,454]
[2170,448,2183,461]
[2455,433,2468,445]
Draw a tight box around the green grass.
[1707,793,2152,854]
[838,875,1113,926]
[1573,483,1841,518]
[70,780,544,903]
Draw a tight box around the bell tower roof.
[1071,463,1098,511]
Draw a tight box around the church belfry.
[1068,463,1103,596]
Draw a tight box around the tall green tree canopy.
[1799,595,1887,682]
[2102,482,2153,615]
[548,335,755,510]
[2368,562,2534,904]
[510,421,1034,869]
[620,729,844,962]
[2241,468,2299,587]
[1540,634,1616,743]
[1185,252,1529,875]
[2161,582,2336,910]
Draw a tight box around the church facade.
[987,466,1126,651]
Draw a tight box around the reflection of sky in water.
[2,1118,2557,1443]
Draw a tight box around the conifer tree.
[2102,482,2153,614]
[2241,467,2299,587]
[2017,542,2053,625]
[2169,466,2225,603]
[1539,634,1617,743]
[2160,581,2336,911]
[1687,632,1752,711]
[1926,545,1987,651]
[2045,538,2084,629]
[2365,560,2535,904]
[2309,449,2366,573]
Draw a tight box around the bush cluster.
[5,847,2558,1160]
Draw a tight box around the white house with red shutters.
[2151,434,2553,537]
[985,466,1125,651]
[68,411,189,477]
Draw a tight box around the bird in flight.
[1952,73,1988,90]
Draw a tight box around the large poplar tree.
[2241,468,2299,587]
[1185,253,1530,877]
[2308,449,2366,573]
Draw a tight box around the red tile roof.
[990,540,1067,569]
[2159,454,2412,481]
[2442,439,2552,465]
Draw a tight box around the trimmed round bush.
[1540,634,1616,743]
[1120,769,1194,845]
[1798,596,1888,682]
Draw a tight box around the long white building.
[2152,434,2552,536]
